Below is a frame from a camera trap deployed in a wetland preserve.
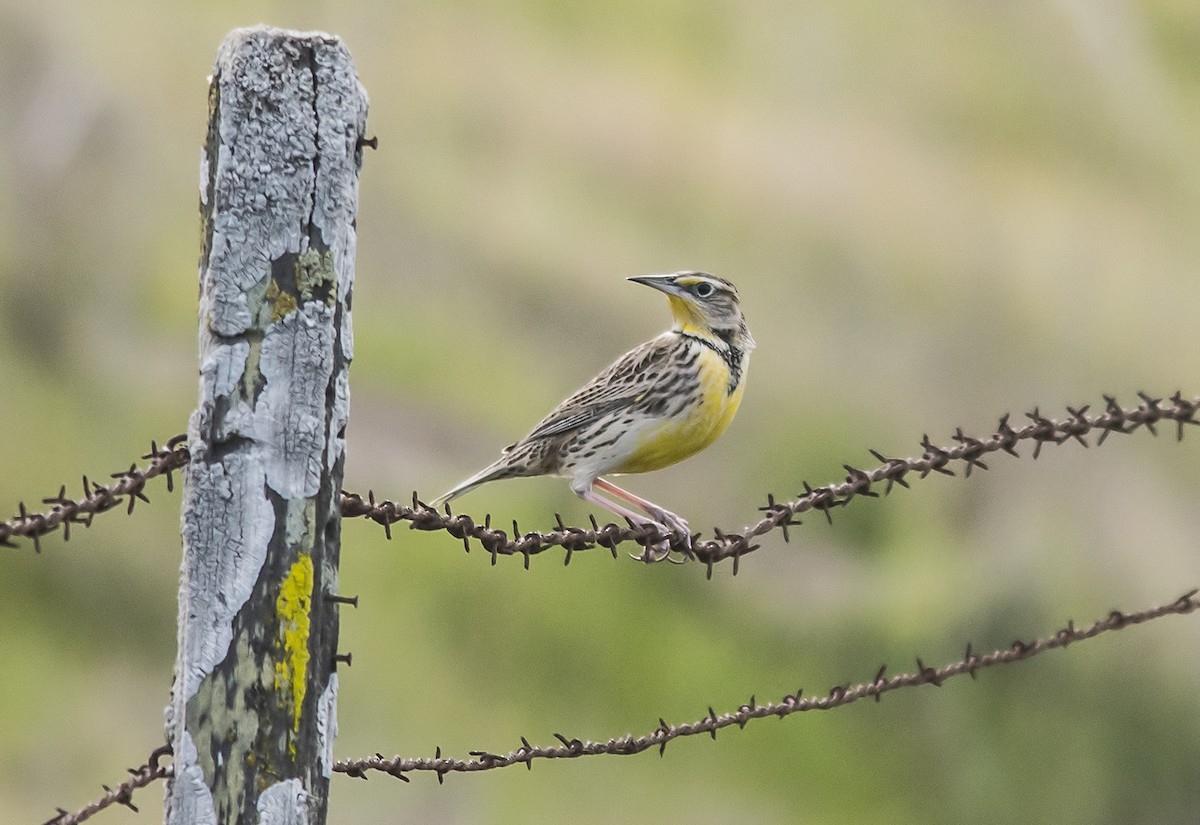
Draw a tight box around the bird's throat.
[667,294,706,331]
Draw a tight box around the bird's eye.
[693,281,715,298]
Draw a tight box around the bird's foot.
[628,513,692,564]
[645,507,690,541]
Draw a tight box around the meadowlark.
[431,271,754,560]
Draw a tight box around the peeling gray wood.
[167,25,367,825]
[316,675,339,777]
[257,780,308,825]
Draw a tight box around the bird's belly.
[616,349,744,474]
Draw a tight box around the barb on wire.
[45,745,172,825]
[1,436,190,552]
[333,587,1199,782]
[343,392,1200,574]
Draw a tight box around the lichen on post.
[167,26,368,825]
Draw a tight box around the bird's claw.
[629,543,683,564]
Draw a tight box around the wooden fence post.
[166,26,368,824]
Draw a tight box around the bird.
[430,271,754,561]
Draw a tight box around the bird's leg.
[577,487,680,564]
[593,478,691,537]
[591,479,692,563]
[577,488,655,527]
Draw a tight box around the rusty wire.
[331,587,1200,782]
[43,745,172,825]
[4,393,1199,573]
[343,392,1200,574]
[0,436,190,552]
[48,587,1199,817]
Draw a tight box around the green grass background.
[1,1,1198,823]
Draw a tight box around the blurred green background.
[2,1,1199,823]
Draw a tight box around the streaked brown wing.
[515,334,676,445]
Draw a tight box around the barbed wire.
[48,587,1199,819]
[331,587,1199,782]
[342,391,1200,574]
[5,393,1199,574]
[43,745,172,825]
[0,436,190,552]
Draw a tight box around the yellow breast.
[618,345,746,474]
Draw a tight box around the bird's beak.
[627,274,682,297]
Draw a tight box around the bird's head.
[628,271,755,352]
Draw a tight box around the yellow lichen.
[274,553,313,755]
[266,277,298,322]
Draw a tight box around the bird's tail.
[428,460,512,509]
